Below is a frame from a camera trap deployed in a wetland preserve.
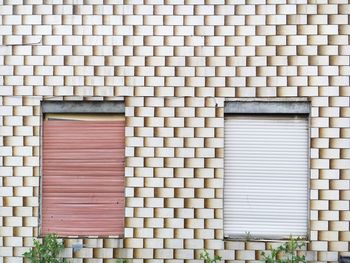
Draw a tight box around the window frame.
[223,100,311,241]
[39,101,125,238]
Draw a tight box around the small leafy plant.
[23,234,67,263]
[115,259,128,263]
[261,237,306,263]
[200,249,222,263]
[245,231,252,241]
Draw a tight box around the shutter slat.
[224,116,308,238]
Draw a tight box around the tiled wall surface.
[0,1,349,262]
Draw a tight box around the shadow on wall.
[340,257,350,263]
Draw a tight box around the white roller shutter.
[224,115,308,239]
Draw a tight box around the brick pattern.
[0,1,349,263]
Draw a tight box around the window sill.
[223,236,309,242]
[38,234,124,239]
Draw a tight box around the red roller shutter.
[42,117,124,237]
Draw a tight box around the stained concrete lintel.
[42,101,125,113]
[225,101,310,114]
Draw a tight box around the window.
[224,101,309,239]
[41,101,125,237]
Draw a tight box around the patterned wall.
[0,1,349,263]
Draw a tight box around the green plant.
[23,234,67,263]
[200,249,222,263]
[115,259,128,263]
[261,237,306,263]
[245,231,252,241]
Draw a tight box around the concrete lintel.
[42,101,125,113]
[225,101,310,114]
